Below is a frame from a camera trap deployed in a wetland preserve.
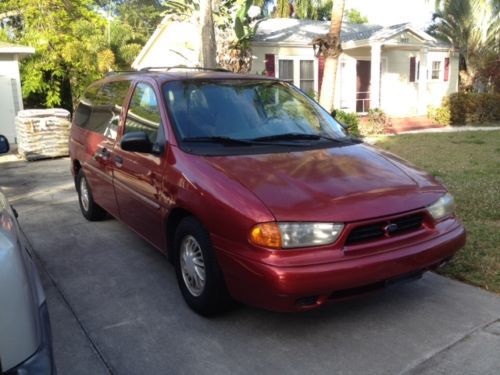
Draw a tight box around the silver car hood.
[0,189,44,371]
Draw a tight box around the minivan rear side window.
[74,81,130,140]
[124,82,161,143]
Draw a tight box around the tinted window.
[124,83,161,143]
[74,81,130,140]
[163,80,346,141]
[73,85,100,128]
[92,81,130,139]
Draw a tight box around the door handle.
[94,148,110,161]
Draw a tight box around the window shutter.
[318,56,325,92]
[264,54,275,77]
[409,57,416,82]
[444,57,450,81]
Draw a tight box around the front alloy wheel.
[174,216,232,316]
[180,235,206,297]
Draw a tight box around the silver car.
[0,135,56,374]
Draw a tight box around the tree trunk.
[200,0,217,68]
[316,0,345,113]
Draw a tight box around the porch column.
[370,43,382,109]
[418,47,429,114]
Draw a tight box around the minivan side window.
[124,82,161,143]
[73,85,99,129]
[74,81,130,140]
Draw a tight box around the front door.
[112,82,166,250]
[356,60,371,113]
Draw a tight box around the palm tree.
[312,0,344,112]
[429,0,499,90]
[200,0,217,68]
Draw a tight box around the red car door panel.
[112,81,166,250]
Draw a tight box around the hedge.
[444,92,500,125]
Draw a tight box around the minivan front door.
[112,82,166,250]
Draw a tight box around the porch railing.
[356,91,371,113]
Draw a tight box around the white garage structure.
[0,42,34,144]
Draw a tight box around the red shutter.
[265,54,275,77]
[318,56,325,92]
[409,57,416,82]
[444,57,450,81]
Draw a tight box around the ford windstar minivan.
[69,68,465,315]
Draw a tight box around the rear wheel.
[174,216,232,316]
[76,170,106,221]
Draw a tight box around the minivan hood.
[204,144,446,222]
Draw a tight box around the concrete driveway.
[1,157,499,375]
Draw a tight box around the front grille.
[345,213,424,245]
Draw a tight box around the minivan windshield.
[163,79,349,154]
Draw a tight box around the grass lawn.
[376,130,500,294]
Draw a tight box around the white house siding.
[251,43,458,117]
[381,48,459,116]
[381,48,421,116]
[0,56,24,143]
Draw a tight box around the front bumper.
[4,302,56,375]
[216,221,466,312]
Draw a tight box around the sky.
[345,0,435,27]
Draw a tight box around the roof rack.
[104,70,137,77]
[139,65,231,73]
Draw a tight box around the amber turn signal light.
[249,222,282,249]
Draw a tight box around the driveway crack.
[22,228,115,375]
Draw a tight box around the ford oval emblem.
[384,223,399,235]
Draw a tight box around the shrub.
[359,108,390,136]
[445,92,500,125]
[427,105,451,125]
[334,110,360,137]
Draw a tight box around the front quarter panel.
[163,146,275,258]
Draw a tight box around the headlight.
[427,193,455,221]
[249,222,344,249]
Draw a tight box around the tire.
[76,170,106,221]
[174,216,232,316]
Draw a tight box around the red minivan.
[69,68,465,315]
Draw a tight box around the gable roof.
[253,18,446,48]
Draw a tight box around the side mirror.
[331,109,337,119]
[121,131,153,153]
[0,135,10,154]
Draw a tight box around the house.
[251,18,459,116]
[132,19,201,70]
[0,42,34,143]
[133,17,458,117]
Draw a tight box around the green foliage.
[444,92,500,124]
[275,0,291,17]
[0,0,166,109]
[334,110,360,137]
[344,8,368,23]
[427,0,500,90]
[427,105,451,125]
[360,108,389,136]
[234,0,256,47]
[0,0,111,109]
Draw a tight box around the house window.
[278,60,294,83]
[299,60,314,94]
[431,61,441,79]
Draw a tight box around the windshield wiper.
[251,132,360,144]
[182,136,254,145]
[182,135,309,147]
[250,133,322,142]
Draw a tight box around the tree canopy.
[0,0,165,110]
[427,0,499,91]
